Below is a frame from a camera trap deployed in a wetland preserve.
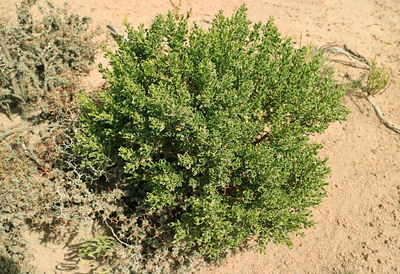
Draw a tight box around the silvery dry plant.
[0,0,100,120]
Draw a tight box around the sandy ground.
[1,0,400,273]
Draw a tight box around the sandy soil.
[1,0,399,273]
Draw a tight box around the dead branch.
[321,44,399,135]
[107,24,129,42]
[21,142,46,167]
[320,44,370,70]
[0,124,29,141]
[364,93,400,134]
[104,219,133,248]
[343,44,370,66]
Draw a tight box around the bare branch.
[107,24,128,42]
[322,44,399,135]
[320,44,370,70]
[364,93,400,134]
[104,219,133,248]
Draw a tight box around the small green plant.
[76,4,348,270]
[78,236,116,268]
[364,57,390,95]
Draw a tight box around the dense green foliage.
[77,6,348,261]
[0,0,99,119]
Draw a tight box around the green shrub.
[0,0,99,119]
[77,5,348,262]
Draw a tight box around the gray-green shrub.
[0,0,99,119]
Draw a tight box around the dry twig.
[321,44,399,135]
[364,93,400,134]
[320,44,370,69]
[104,219,133,248]
[107,24,129,42]
[0,123,29,141]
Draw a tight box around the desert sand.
[0,0,399,273]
